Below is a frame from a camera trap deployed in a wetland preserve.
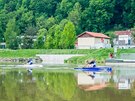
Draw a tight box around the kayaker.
[90,60,96,67]
[86,59,96,67]
[28,59,33,65]
[85,59,96,79]
[27,59,33,74]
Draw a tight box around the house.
[76,31,111,49]
[113,30,135,49]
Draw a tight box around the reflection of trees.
[131,81,135,97]
[46,72,77,100]
[0,70,77,101]
[1,70,135,101]
[71,87,134,101]
[2,71,18,101]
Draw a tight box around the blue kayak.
[74,67,112,72]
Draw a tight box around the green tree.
[4,0,17,12]
[60,21,76,49]
[59,19,69,30]
[21,26,38,49]
[36,15,47,29]
[45,16,56,30]
[0,0,5,9]
[68,2,82,34]
[82,0,114,32]
[44,24,63,49]
[15,0,22,9]
[22,0,30,8]
[55,0,73,20]
[105,31,116,47]
[4,18,19,49]
[0,10,9,40]
[53,25,62,48]
[34,28,47,49]
[1,0,135,49]
[44,34,53,49]
[44,25,56,49]
[0,21,4,42]
[123,0,135,28]
[19,10,34,32]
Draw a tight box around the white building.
[113,30,135,49]
[76,31,111,49]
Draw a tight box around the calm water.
[0,66,135,101]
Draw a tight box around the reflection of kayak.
[74,66,112,72]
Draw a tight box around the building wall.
[118,35,130,44]
[113,34,135,49]
[94,38,110,44]
[77,37,111,49]
[78,37,95,49]
[105,39,110,44]
[94,38,101,44]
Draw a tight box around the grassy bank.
[0,48,135,64]
[0,49,96,58]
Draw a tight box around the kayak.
[74,66,112,72]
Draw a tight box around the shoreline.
[105,58,135,67]
[0,57,42,64]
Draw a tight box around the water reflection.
[113,67,135,90]
[0,68,77,101]
[76,67,135,91]
[0,67,135,101]
[77,72,111,91]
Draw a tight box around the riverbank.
[105,55,135,67]
[0,48,135,64]
[0,57,42,64]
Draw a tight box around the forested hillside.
[0,0,135,49]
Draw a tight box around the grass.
[0,48,135,64]
[0,49,96,58]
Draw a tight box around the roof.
[77,31,110,39]
[115,30,132,35]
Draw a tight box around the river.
[0,65,135,101]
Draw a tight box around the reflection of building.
[114,78,135,90]
[113,67,135,90]
[117,78,131,90]
[77,72,111,91]
[77,73,110,85]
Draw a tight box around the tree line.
[0,0,135,49]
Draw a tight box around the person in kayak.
[27,59,33,74]
[89,60,96,67]
[28,58,33,65]
[85,59,97,79]
[86,59,96,67]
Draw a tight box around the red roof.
[115,30,132,35]
[77,31,110,39]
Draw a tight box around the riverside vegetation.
[0,0,135,50]
[1,48,135,64]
